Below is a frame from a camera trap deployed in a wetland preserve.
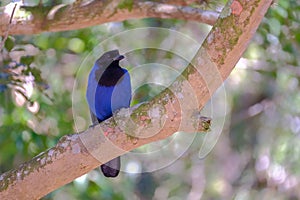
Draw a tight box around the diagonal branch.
[0,0,273,199]
[0,1,219,36]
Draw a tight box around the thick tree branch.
[0,1,219,36]
[0,0,272,199]
[155,0,205,6]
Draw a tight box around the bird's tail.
[101,156,121,177]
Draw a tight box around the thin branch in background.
[0,3,17,53]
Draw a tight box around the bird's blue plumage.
[86,50,131,177]
[93,68,131,121]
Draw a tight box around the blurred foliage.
[0,0,300,199]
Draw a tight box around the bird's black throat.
[97,61,125,87]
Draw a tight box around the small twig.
[0,3,17,53]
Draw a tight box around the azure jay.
[86,50,131,177]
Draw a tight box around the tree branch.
[0,3,17,51]
[153,0,205,6]
[0,1,219,36]
[0,0,273,199]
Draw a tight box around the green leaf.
[275,6,288,19]
[54,37,67,50]
[278,0,289,9]
[4,36,14,52]
[68,38,85,53]
[20,56,34,66]
[29,67,42,82]
[268,18,281,36]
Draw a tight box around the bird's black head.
[95,51,125,87]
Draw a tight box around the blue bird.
[86,50,131,177]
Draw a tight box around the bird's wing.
[111,69,132,110]
[86,66,131,124]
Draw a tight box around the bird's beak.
[113,55,125,61]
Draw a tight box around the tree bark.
[0,0,273,199]
[0,1,219,36]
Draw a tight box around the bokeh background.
[1,0,300,199]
